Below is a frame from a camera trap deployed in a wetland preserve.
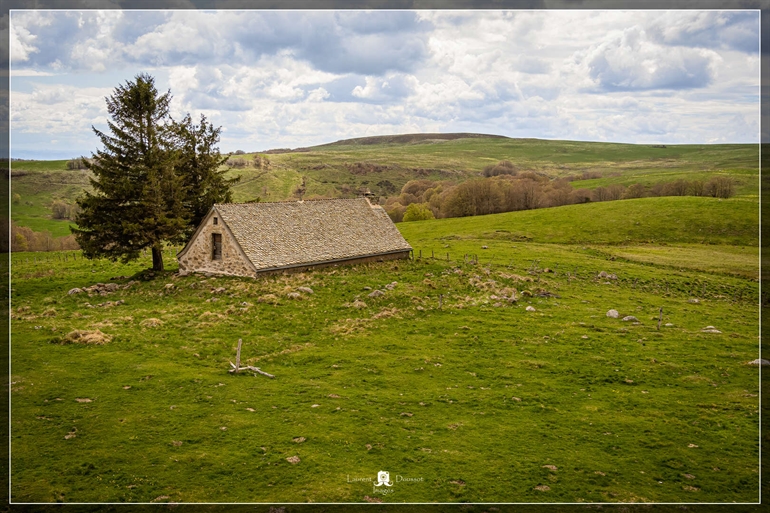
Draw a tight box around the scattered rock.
[286,456,301,464]
[683,473,695,480]
[598,271,608,278]
[164,283,175,290]
[688,444,698,448]
[511,397,521,402]
[581,335,588,339]
[328,394,341,398]
[363,286,372,291]
[368,289,385,298]
[311,404,320,408]
[622,316,638,322]
[384,281,398,290]
[606,309,619,318]
[701,326,721,333]
[400,412,413,417]
[287,292,301,300]
[350,300,367,309]
[482,245,488,249]
[75,398,92,403]
[211,287,227,294]
[525,306,536,312]
[594,471,606,476]
[534,485,550,491]
[292,437,306,443]
[297,286,314,294]
[220,426,227,431]
[748,359,770,366]
[449,480,466,486]
[257,294,278,304]
[542,465,558,471]
[665,323,674,327]
[688,298,700,304]
[171,440,183,447]
[67,288,83,295]
[64,427,77,440]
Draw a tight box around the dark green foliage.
[71,74,234,270]
[171,114,236,235]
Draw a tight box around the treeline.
[11,221,79,252]
[384,164,737,222]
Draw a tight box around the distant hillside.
[9,136,759,240]
[312,132,510,147]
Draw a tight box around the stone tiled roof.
[214,198,412,271]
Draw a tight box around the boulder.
[68,288,83,295]
[606,309,619,318]
[525,306,536,312]
[297,286,314,294]
[622,316,639,322]
[368,289,385,298]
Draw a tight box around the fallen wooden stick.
[229,361,275,379]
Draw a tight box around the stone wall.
[178,212,255,278]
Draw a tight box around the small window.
[212,233,222,260]
[213,217,218,225]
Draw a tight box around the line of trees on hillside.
[384,164,737,222]
[11,221,79,252]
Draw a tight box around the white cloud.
[579,26,722,91]
[8,9,761,157]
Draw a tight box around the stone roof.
[214,198,412,271]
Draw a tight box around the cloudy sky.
[9,9,760,160]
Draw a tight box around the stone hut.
[177,197,412,278]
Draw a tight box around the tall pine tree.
[171,113,237,236]
[73,73,236,271]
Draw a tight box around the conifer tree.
[171,113,237,235]
[72,73,235,271]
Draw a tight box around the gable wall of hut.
[178,212,255,278]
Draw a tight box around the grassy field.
[9,136,758,237]
[9,196,762,504]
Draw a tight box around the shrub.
[51,200,69,220]
[482,160,517,177]
[706,176,735,199]
[66,157,90,170]
[228,157,248,168]
[623,183,646,199]
[402,203,435,222]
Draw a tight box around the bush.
[482,160,517,177]
[228,157,248,168]
[66,157,90,170]
[233,150,245,155]
[51,200,69,220]
[402,203,435,222]
[706,176,735,199]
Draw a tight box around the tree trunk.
[151,244,164,271]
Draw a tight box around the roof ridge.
[215,197,370,207]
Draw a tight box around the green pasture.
[9,196,762,504]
